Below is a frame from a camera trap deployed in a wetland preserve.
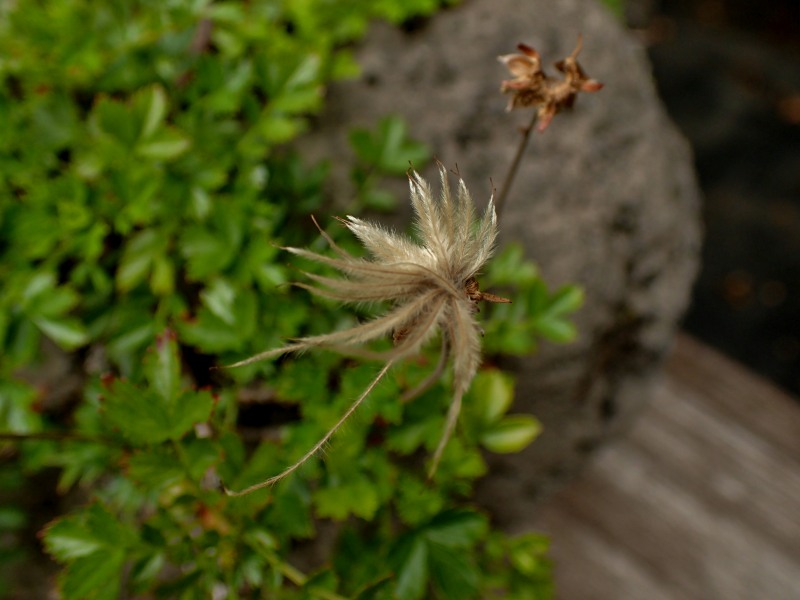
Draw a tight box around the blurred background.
[631,0,800,395]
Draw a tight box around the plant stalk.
[495,111,538,219]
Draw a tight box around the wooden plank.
[666,334,800,457]
[531,334,800,600]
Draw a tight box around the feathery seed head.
[224,165,509,494]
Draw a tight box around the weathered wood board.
[532,334,800,600]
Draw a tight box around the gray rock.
[301,0,701,526]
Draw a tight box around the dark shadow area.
[638,0,800,395]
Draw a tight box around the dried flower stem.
[495,110,538,219]
[224,360,395,495]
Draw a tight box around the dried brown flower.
[224,165,509,495]
[499,35,603,131]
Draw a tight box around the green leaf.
[201,278,237,325]
[532,317,577,343]
[423,510,488,548]
[480,415,541,454]
[392,536,428,600]
[486,243,538,286]
[394,473,444,526]
[135,128,190,160]
[179,224,237,280]
[43,520,105,561]
[130,551,166,590]
[126,447,184,491]
[508,533,551,577]
[469,369,514,426]
[145,331,181,404]
[545,285,584,317]
[43,504,135,562]
[255,114,302,144]
[59,550,125,600]
[183,437,220,481]
[362,187,397,211]
[349,115,429,175]
[102,382,169,444]
[267,487,314,539]
[104,337,214,444]
[33,316,89,350]
[0,506,27,531]
[314,475,380,521]
[178,289,257,353]
[22,275,79,317]
[600,0,625,17]
[427,542,478,600]
[150,255,175,295]
[92,96,137,148]
[134,85,168,140]
[116,229,162,292]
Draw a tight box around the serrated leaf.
[103,382,170,444]
[43,520,105,561]
[43,504,134,562]
[183,437,220,481]
[314,476,379,521]
[104,381,214,445]
[480,415,541,454]
[126,447,184,490]
[269,486,314,539]
[394,474,444,526]
[59,550,125,600]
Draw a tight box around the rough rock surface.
[301,0,702,526]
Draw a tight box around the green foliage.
[0,0,580,598]
[350,115,431,210]
[600,0,626,18]
[482,243,584,355]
